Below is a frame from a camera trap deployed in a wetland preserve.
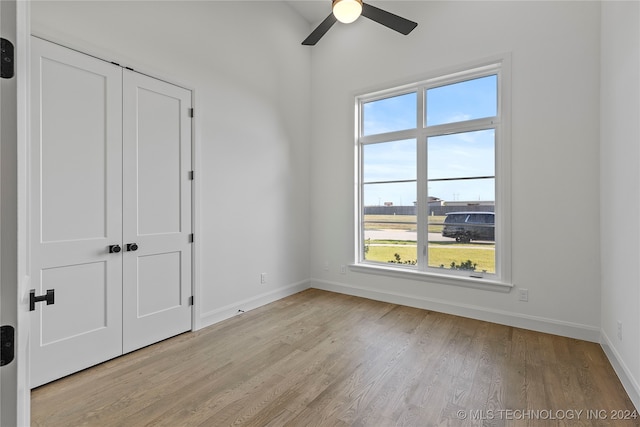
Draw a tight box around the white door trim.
[0,0,31,425]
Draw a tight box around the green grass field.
[427,246,495,273]
[365,244,495,273]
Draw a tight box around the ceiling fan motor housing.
[332,0,363,24]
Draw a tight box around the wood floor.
[32,289,638,426]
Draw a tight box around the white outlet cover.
[518,289,529,302]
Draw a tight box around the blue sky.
[362,75,497,206]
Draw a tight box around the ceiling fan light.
[332,0,363,24]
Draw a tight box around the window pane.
[363,139,416,183]
[363,181,417,265]
[427,210,495,273]
[426,75,497,126]
[427,130,495,181]
[427,239,496,273]
[363,214,417,265]
[363,92,417,136]
[427,174,495,274]
[427,178,495,207]
[363,181,416,208]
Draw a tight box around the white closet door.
[122,70,192,353]
[30,38,123,388]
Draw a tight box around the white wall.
[600,0,640,408]
[31,1,313,328]
[23,0,640,408]
[310,1,603,340]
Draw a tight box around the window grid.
[357,61,507,281]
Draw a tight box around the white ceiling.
[286,1,331,25]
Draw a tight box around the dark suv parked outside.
[441,212,495,243]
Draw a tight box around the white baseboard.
[601,331,640,411]
[196,280,311,330]
[311,278,601,342]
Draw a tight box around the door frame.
[0,0,31,425]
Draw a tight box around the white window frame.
[353,56,512,292]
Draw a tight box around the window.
[356,59,511,286]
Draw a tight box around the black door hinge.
[1,38,15,79]
[189,171,194,180]
[189,233,194,243]
[1,325,15,366]
[188,108,194,118]
[188,296,194,306]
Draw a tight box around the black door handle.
[126,243,138,252]
[29,289,55,311]
[108,244,121,253]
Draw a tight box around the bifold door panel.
[122,70,192,353]
[30,37,192,388]
[30,39,123,387]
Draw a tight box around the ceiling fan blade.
[361,3,418,35]
[302,13,338,45]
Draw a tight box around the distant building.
[428,196,443,207]
[442,200,495,207]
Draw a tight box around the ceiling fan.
[302,0,418,46]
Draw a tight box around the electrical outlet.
[617,321,622,341]
[260,273,267,284]
[518,289,529,302]
[340,265,347,275]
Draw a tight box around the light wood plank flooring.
[32,289,638,426]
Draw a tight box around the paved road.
[365,229,494,245]
[365,229,452,242]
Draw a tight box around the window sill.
[349,263,513,293]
